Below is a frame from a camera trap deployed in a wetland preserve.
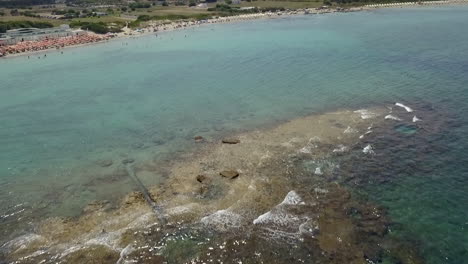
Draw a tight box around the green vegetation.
[69,21,122,34]
[130,13,212,27]
[129,2,152,9]
[0,20,53,33]
[326,0,435,5]
[0,0,54,8]
[208,4,285,14]
[19,10,39,17]
[235,0,322,9]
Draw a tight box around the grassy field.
[0,15,63,26]
[234,0,324,9]
[133,6,212,16]
[70,15,131,23]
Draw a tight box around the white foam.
[395,103,413,112]
[3,234,44,252]
[314,188,328,194]
[413,116,422,122]
[165,204,198,217]
[0,208,25,220]
[253,190,315,244]
[280,191,305,206]
[299,146,313,154]
[201,210,242,231]
[116,244,136,264]
[314,167,323,175]
[84,229,124,250]
[253,191,305,226]
[363,144,375,155]
[60,245,86,259]
[359,130,372,139]
[343,126,358,134]
[17,249,46,261]
[127,212,157,229]
[385,114,402,121]
[332,144,348,153]
[253,211,300,226]
[354,109,377,119]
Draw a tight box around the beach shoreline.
[0,7,361,59]
[2,1,467,59]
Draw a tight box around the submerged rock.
[132,142,144,149]
[222,138,240,144]
[83,200,111,214]
[96,159,113,167]
[220,170,239,179]
[194,136,204,142]
[196,174,207,183]
[122,191,145,205]
[61,245,119,264]
[152,138,165,145]
[122,158,135,164]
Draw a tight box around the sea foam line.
[395,103,413,113]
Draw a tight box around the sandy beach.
[0,7,363,59]
[2,1,467,59]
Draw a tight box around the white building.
[0,24,79,46]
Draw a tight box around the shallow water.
[1,6,468,263]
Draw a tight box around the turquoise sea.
[1,6,468,263]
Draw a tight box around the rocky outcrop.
[219,170,239,179]
[222,138,240,144]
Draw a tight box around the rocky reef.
[2,104,435,264]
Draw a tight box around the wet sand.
[2,104,430,263]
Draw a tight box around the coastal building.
[92,11,108,16]
[0,25,84,46]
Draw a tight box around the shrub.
[137,14,152,21]
[70,21,110,34]
[129,2,151,8]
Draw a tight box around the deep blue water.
[1,6,468,263]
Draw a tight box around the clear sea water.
[1,6,468,263]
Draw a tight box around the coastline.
[0,5,467,262]
[0,7,363,59]
[2,0,467,59]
